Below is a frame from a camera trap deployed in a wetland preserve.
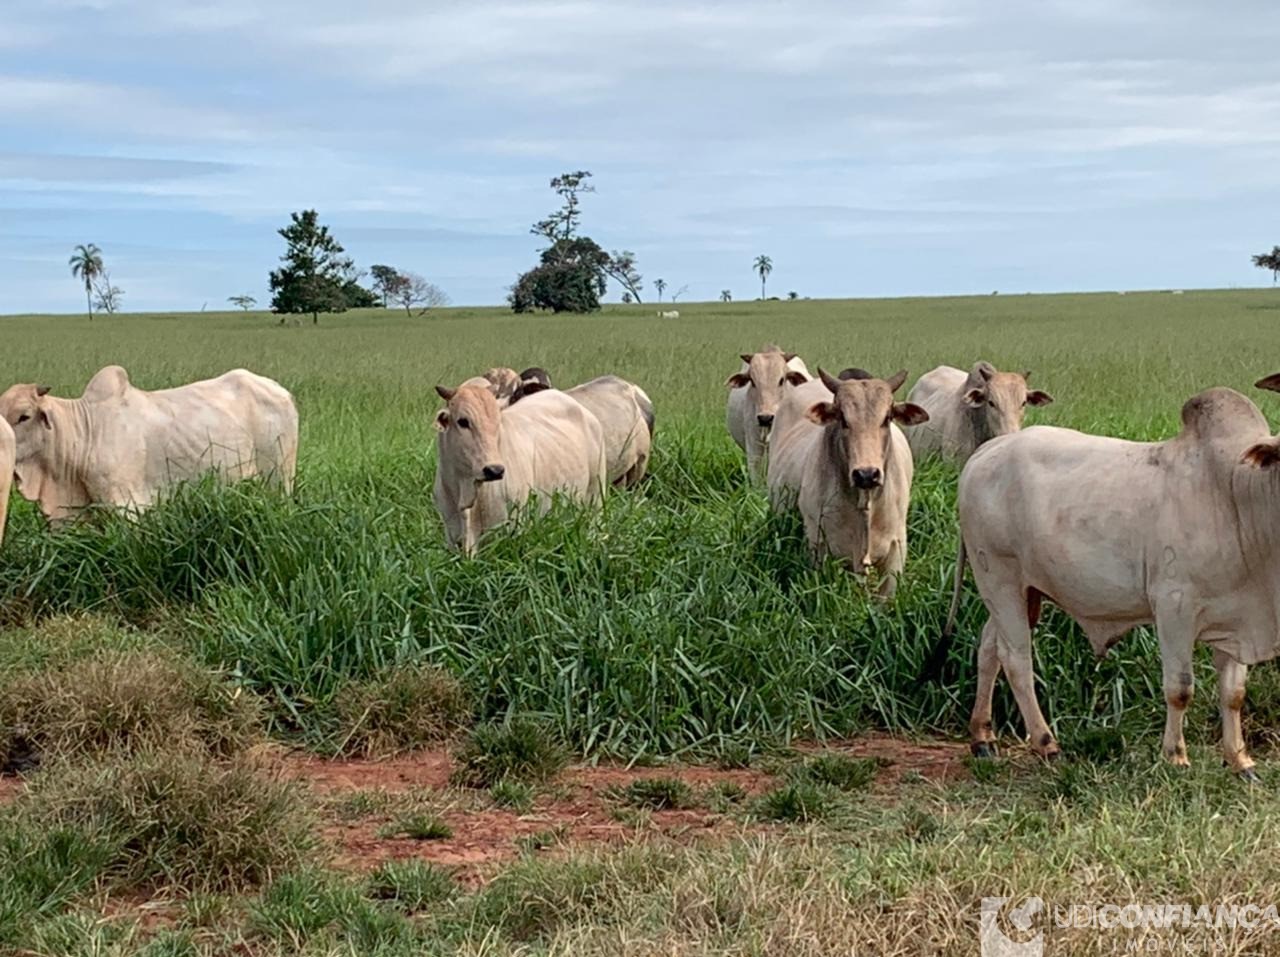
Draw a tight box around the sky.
[3,0,1280,313]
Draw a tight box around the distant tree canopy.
[269,210,375,322]
[510,171,640,313]
[1253,246,1280,285]
[228,294,257,311]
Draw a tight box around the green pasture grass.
[0,290,1277,761]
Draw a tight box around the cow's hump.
[82,365,131,402]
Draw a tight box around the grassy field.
[3,289,1280,955]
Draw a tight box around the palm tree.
[753,254,772,299]
[654,278,667,301]
[69,244,105,320]
[720,289,732,303]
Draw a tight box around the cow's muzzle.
[851,467,882,490]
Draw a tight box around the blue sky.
[3,0,1279,312]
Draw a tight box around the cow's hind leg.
[989,585,1058,759]
[968,619,1002,758]
[1213,648,1256,780]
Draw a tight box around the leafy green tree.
[69,243,104,320]
[787,290,799,301]
[369,264,407,307]
[654,278,667,301]
[753,254,773,299]
[268,210,354,324]
[512,171,624,314]
[227,294,256,311]
[720,289,732,302]
[1253,246,1280,284]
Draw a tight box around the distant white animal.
[657,310,680,319]
[1172,290,1185,295]
[0,366,298,521]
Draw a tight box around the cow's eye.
[778,377,785,387]
[457,417,471,430]
[15,414,29,424]
[987,399,996,407]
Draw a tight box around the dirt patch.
[282,732,970,885]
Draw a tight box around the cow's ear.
[434,410,450,431]
[963,388,985,407]
[1242,440,1280,468]
[435,385,455,401]
[892,402,929,426]
[725,372,751,389]
[1256,373,1280,394]
[785,370,808,387]
[806,402,838,425]
[1027,390,1054,406]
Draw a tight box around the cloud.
[0,151,235,184]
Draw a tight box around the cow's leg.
[989,587,1058,759]
[1212,648,1255,779]
[968,619,1002,757]
[1154,608,1194,767]
[874,540,903,601]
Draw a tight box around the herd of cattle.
[1,349,1279,778]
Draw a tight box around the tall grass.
[0,290,1273,757]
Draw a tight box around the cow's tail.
[635,387,655,437]
[920,536,966,682]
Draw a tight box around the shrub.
[489,779,536,812]
[451,716,567,789]
[329,662,471,757]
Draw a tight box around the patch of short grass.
[489,779,536,812]
[611,777,698,810]
[378,812,453,841]
[753,780,840,823]
[451,716,567,789]
[328,662,471,757]
[364,859,457,912]
[786,753,882,792]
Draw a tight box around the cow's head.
[726,349,808,432]
[806,368,928,496]
[1245,373,1280,467]
[962,361,1053,440]
[0,382,54,502]
[434,384,505,508]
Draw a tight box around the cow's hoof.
[970,741,998,760]
[1040,747,1062,763]
[1239,767,1262,785]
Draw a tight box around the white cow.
[657,310,680,319]
[433,383,606,554]
[927,379,1280,779]
[767,368,927,599]
[905,361,1053,464]
[0,418,13,544]
[726,346,811,481]
[514,375,654,488]
[0,366,297,521]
